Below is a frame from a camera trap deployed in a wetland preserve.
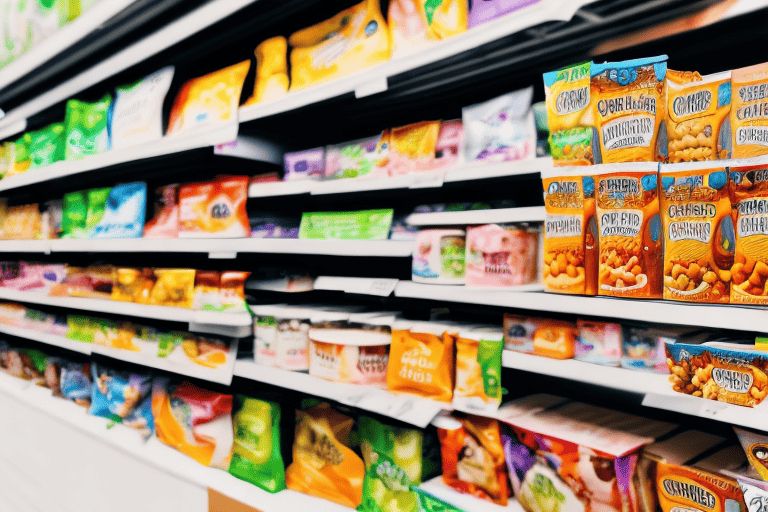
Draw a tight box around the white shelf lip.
[0,323,91,354]
[0,288,252,327]
[421,477,525,512]
[239,0,595,123]
[443,158,551,183]
[310,174,421,195]
[314,276,399,296]
[249,179,315,197]
[406,206,546,226]
[0,123,237,193]
[0,239,50,253]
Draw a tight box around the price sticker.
[209,251,237,259]
[365,279,399,296]
[409,171,445,189]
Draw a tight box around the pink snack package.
[466,224,538,287]
[143,185,179,238]
[468,0,541,28]
[1,262,66,292]
[421,119,463,172]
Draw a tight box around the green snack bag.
[64,94,112,160]
[229,396,286,493]
[157,331,186,358]
[61,190,88,238]
[299,209,394,240]
[85,187,111,232]
[0,142,14,179]
[12,134,31,174]
[66,315,114,343]
[29,122,65,169]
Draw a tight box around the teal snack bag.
[61,190,88,238]
[65,95,112,160]
[229,396,286,493]
[29,122,65,169]
[90,182,147,239]
[299,209,394,240]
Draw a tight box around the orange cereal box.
[660,162,734,302]
[595,162,663,298]
[542,168,598,295]
[667,71,732,163]
[731,63,768,158]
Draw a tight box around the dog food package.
[595,162,663,298]
[179,176,250,238]
[64,95,112,160]
[542,168,599,294]
[111,66,175,149]
[388,0,467,58]
[454,327,504,414]
[731,63,768,158]
[544,62,598,166]
[247,37,289,105]
[288,0,390,91]
[660,162,734,302]
[667,71,732,162]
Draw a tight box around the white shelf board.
[642,390,768,432]
[314,276,399,296]
[310,173,429,195]
[443,158,551,183]
[406,206,546,226]
[0,239,50,253]
[249,179,315,197]
[233,360,447,427]
[420,477,525,512]
[0,323,91,354]
[239,0,596,123]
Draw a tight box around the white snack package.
[111,66,175,149]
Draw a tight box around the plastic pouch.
[90,182,147,239]
[247,37,289,105]
[468,0,540,28]
[454,328,503,414]
[64,95,111,159]
[192,270,220,311]
[7,134,30,176]
[220,271,249,312]
[111,66,175,149]
[299,209,394,240]
[284,148,325,181]
[387,121,441,175]
[143,184,179,238]
[59,359,92,407]
[325,133,390,180]
[388,0,467,58]
[2,204,42,239]
[178,176,250,238]
[89,363,151,425]
[28,122,65,169]
[149,268,195,308]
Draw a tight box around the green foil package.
[299,209,394,240]
[64,95,112,160]
[29,122,65,169]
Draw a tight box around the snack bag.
[595,163,663,298]
[181,336,231,369]
[247,37,289,105]
[730,163,768,304]
[7,134,31,176]
[667,71,732,162]
[143,184,179,238]
[655,453,746,512]
[152,378,234,468]
[219,271,249,312]
[111,66,175,149]
[59,359,92,407]
[167,61,250,135]
[64,95,112,159]
[388,0,467,59]
[576,320,622,366]
[90,182,147,239]
[731,63,768,158]
[438,414,510,505]
[85,187,111,235]
[288,0,390,91]
[387,121,440,176]
[284,148,324,181]
[50,265,114,299]
[544,62,597,166]
[660,163,734,302]
[192,270,220,310]
[112,268,154,303]
[299,209,394,240]
[735,427,768,482]
[285,402,365,508]
[229,396,286,493]
[465,223,538,287]
[422,119,463,171]
[0,141,16,178]
[61,190,88,238]
[542,169,599,294]
[2,204,42,239]
[468,0,540,28]
[149,269,195,308]
[325,133,390,180]
[28,122,65,169]
[454,327,504,414]
[178,176,250,238]
[89,363,152,427]
[387,323,456,402]
[413,229,466,284]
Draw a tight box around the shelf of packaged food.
[394,282,768,332]
[313,276,399,296]
[0,239,50,253]
[238,0,595,123]
[421,477,525,512]
[0,323,90,354]
[233,360,448,428]
[406,206,546,227]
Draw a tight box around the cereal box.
[731,63,768,159]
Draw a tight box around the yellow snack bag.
[667,71,732,162]
[454,327,503,414]
[541,169,598,295]
[289,0,390,91]
[660,163,734,302]
[595,163,663,298]
[731,63,768,158]
[149,269,195,308]
[591,56,667,163]
[246,37,289,105]
[388,0,467,58]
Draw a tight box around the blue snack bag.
[60,360,92,408]
[89,363,152,426]
[90,182,147,239]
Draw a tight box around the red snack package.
[178,176,250,238]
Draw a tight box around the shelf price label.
[409,171,445,189]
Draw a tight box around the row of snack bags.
[541,159,768,304]
[544,55,768,165]
[252,305,504,414]
[0,261,249,312]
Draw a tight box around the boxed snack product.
[466,223,538,287]
[284,148,324,181]
[299,209,394,240]
[595,162,663,298]
[731,63,768,159]
[178,176,250,238]
[111,66,175,149]
[576,320,622,366]
[622,324,686,372]
[247,37,289,105]
[64,95,112,159]
[503,314,577,359]
[454,326,503,414]
[288,0,390,91]
[388,0,467,58]
[28,122,65,169]
[143,184,179,238]
[660,162,734,302]
[413,229,466,284]
[325,133,390,180]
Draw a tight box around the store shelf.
[233,360,448,427]
[314,276,399,296]
[248,180,315,198]
[0,240,50,253]
[0,324,90,354]
[443,158,550,183]
[421,477,525,512]
[642,390,768,433]
[406,206,546,227]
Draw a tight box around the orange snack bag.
[178,176,250,238]
[667,71,732,162]
[438,414,510,506]
[731,63,768,158]
[655,457,746,512]
[285,403,364,508]
[149,269,195,308]
[541,169,598,295]
[386,322,456,403]
[531,319,577,359]
[660,163,734,303]
[595,163,663,298]
[2,204,42,240]
[167,61,250,135]
[111,268,150,303]
[246,37,289,105]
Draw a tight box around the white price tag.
[209,251,237,259]
[365,279,399,296]
[409,171,445,189]
[355,77,388,98]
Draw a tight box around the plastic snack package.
[438,414,510,505]
[7,134,31,176]
[591,56,668,163]
[65,315,116,344]
[44,357,63,397]
[228,396,286,493]
[667,71,732,162]
[325,133,390,180]
[544,62,597,166]
[466,223,538,287]
[285,402,365,507]
[468,0,540,28]
[0,141,16,179]
[249,212,301,239]
[246,37,289,105]
[387,121,441,176]
[737,474,768,512]
[149,268,195,308]
[59,358,92,407]
[2,204,42,239]
[660,163,734,302]
[152,378,234,468]
[541,168,599,294]
[731,63,768,159]
[180,336,230,369]
[595,162,663,298]
[167,61,250,135]
[86,187,112,234]
[143,184,179,238]
[219,271,250,312]
[51,265,114,299]
[64,95,112,160]
[454,327,504,414]
[90,182,147,239]
[288,0,390,91]
[111,66,175,149]
[89,363,151,424]
[413,229,466,284]
[358,415,441,512]
[532,318,577,359]
[422,119,463,171]
[388,0,467,59]
[299,209,394,240]
[503,314,549,353]
[5,347,47,384]
[44,199,63,239]
[387,322,456,402]
[178,176,250,238]
[28,122,65,169]
[192,270,220,310]
[112,267,154,303]
[284,148,325,181]
[61,190,88,238]
[463,88,536,163]
[576,320,622,366]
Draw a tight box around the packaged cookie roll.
[542,168,598,295]
[660,162,735,302]
[591,55,667,163]
[731,63,768,158]
[595,162,663,297]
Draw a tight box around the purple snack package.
[284,148,325,181]
[468,0,542,28]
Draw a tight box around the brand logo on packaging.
[545,214,582,238]
[597,94,656,117]
[712,367,753,393]
[599,209,643,237]
[555,87,589,115]
[599,178,640,196]
[673,90,712,117]
[661,479,716,508]
[547,180,579,196]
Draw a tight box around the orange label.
[731,63,768,158]
[729,165,768,304]
[656,460,744,512]
[386,328,455,402]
